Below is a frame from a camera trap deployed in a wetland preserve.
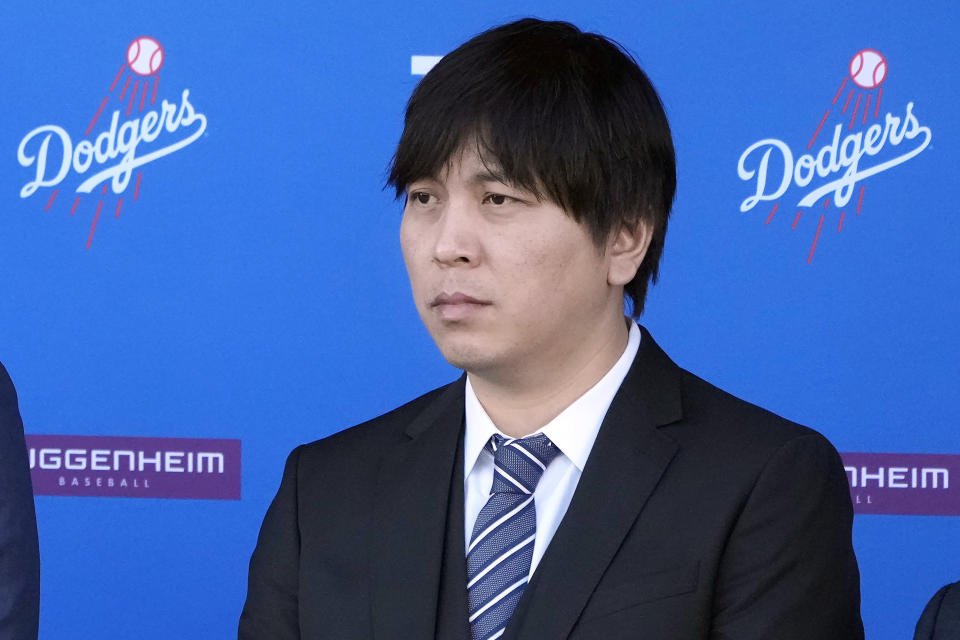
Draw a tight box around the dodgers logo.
[16,37,207,248]
[737,50,932,262]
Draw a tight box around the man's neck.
[467,315,631,438]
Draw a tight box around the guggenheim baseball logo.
[16,36,207,248]
[26,434,240,500]
[737,49,932,262]
[840,452,959,516]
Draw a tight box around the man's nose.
[432,200,479,267]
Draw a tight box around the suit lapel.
[505,327,684,640]
[370,377,466,640]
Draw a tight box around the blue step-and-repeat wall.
[1,1,957,637]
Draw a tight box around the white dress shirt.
[463,320,641,575]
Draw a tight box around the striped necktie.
[466,433,560,640]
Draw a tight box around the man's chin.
[438,349,489,373]
[434,338,500,374]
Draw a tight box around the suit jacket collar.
[505,325,684,639]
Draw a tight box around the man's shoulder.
[671,365,840,465]
[678,367,808,432]
[637,326,826,454]
[293,377,462,465]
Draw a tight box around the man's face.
[399,145,624,379]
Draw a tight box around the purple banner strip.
[840,452,959,516]
[26,434,241,500]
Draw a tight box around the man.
[240,19,862,639]
[0,361,40,640]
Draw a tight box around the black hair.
[387,18,676,316]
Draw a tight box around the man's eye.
[410,192,432,205]
[484,193,510,205]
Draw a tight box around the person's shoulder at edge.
[0,360,18,405]
[914,580,960,639]
[0,360,42,640]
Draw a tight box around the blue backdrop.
[2,1,957,637]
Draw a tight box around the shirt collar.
[464,320,641,476]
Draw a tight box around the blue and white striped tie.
[467,433,560,640]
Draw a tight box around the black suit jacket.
[914,581,960,640]
[0,362,40,640]
[240,327,863,639]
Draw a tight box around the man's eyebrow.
[468,170,511,186]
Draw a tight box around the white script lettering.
[737,102,931,211]
[17,89,207,198]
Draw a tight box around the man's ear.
[607,221,653,286]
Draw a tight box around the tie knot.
[487,433,560,495]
